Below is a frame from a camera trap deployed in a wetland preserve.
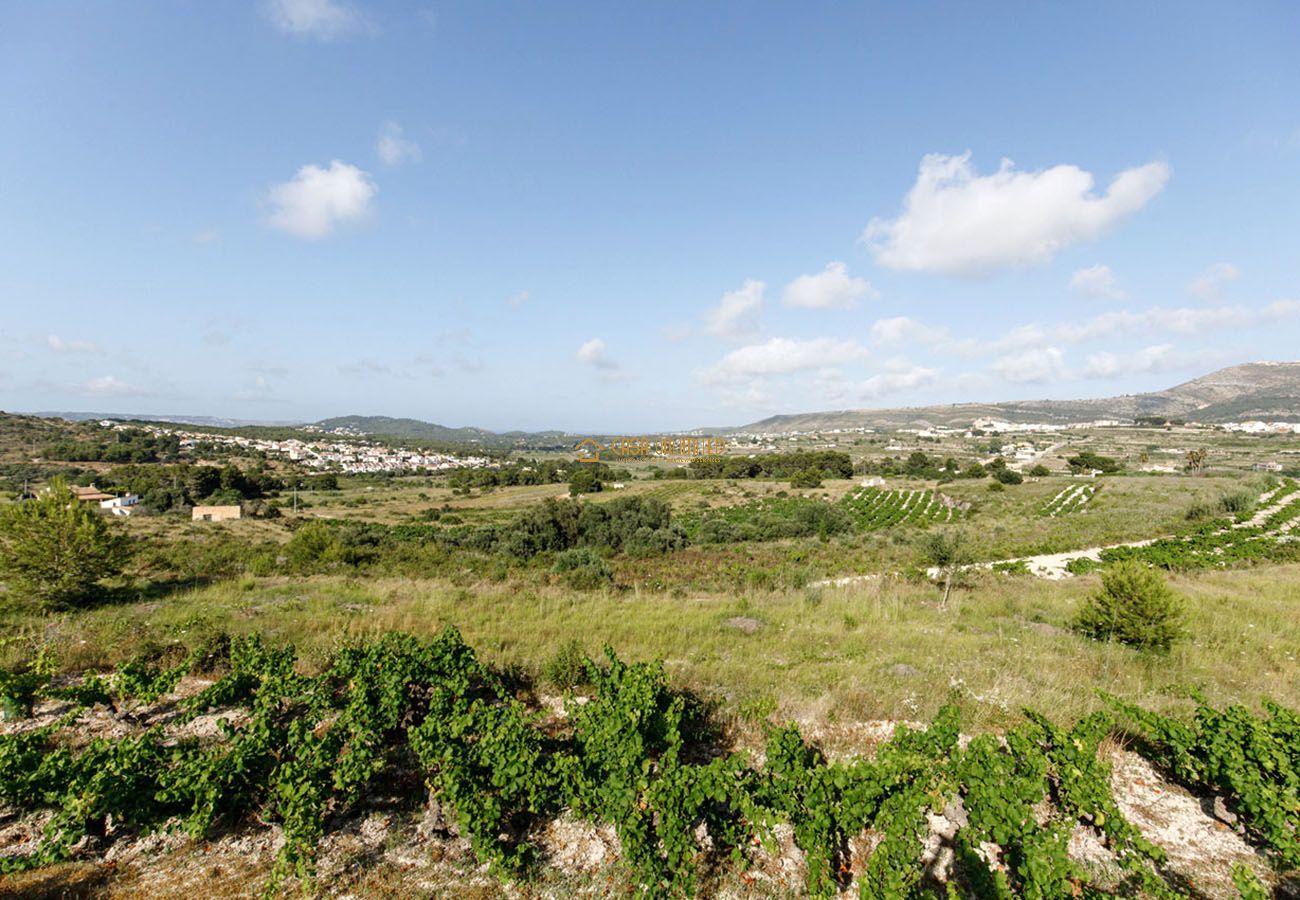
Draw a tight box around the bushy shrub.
[623,524,688,556]
[204,487,244,506]
[688,450,851,480]
[494,496,683,558]
[541,639,589,690]
[568,469,603,496]
[1027,464,1051,477]
[1217,489,1256,517]
[788,469,823,489]
[1072,563,1185,651]
[283,521,349,571]
[993,467,1023,485]
[552,547,614,590]
[753,500,851,541]
[1067,451,1121,474]
[696,517,743,544]
[578,497,680,553]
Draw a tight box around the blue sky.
[2,1,1298,432]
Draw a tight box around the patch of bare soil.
[1107,746,1270,898]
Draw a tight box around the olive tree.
[921,529,972,608]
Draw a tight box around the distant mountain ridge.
[727,361,1300,433]
[30,412,297,428]
[309,415,575,450]
[310,415,497,442]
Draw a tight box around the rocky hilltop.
[730,361,1300,433]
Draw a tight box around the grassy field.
[11,562,1298,734]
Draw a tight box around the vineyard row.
[0,631,1292,897]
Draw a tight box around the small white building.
[100,494,140,516]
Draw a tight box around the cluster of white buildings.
[274,439,494,474]
[968,417,1127,435]
[1217,421,1300,435]
[98,422,494,475]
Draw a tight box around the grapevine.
[0,634,1291,897]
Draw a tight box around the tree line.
[42,428,182,464]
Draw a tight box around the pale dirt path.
[958,537,1162,581]
[1014,440,1065,471]
[1244,483,1298,526]
[813,535,1162,588]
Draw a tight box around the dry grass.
[12,563,1299,733]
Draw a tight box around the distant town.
[99,420,496,475]
[732,417,1300,441]
[87,414,1300,478]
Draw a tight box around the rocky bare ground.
[0,681,1291,899]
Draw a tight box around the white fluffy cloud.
[857,361,939,399]
[1083,344,1183,379]
[1054,305,1256,343]
[869,316,938,346]
[991,347,1066,384]
[868,300,1300,379]
[985,302,1296,352]
[576,338,632,382]
[264,0,368,39]
[376,121,421,166]
[781,261,877,309]
[1069,264,1125,300]
[704,279,764,339]
[702,337,868,383]
[986,324,1051,354]
[78,375,148,397]
[233,375,276,402]
[576,338,615,370]
[1263,299,1300,320]
[1188,262,1240,302]
[867,317,978,357]
[47,334,98,353]
[267,161,376,239]
[506,290,530,308]
[864,152,1170,276]
[338,359,392,376]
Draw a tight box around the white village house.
[100,494,140,516]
